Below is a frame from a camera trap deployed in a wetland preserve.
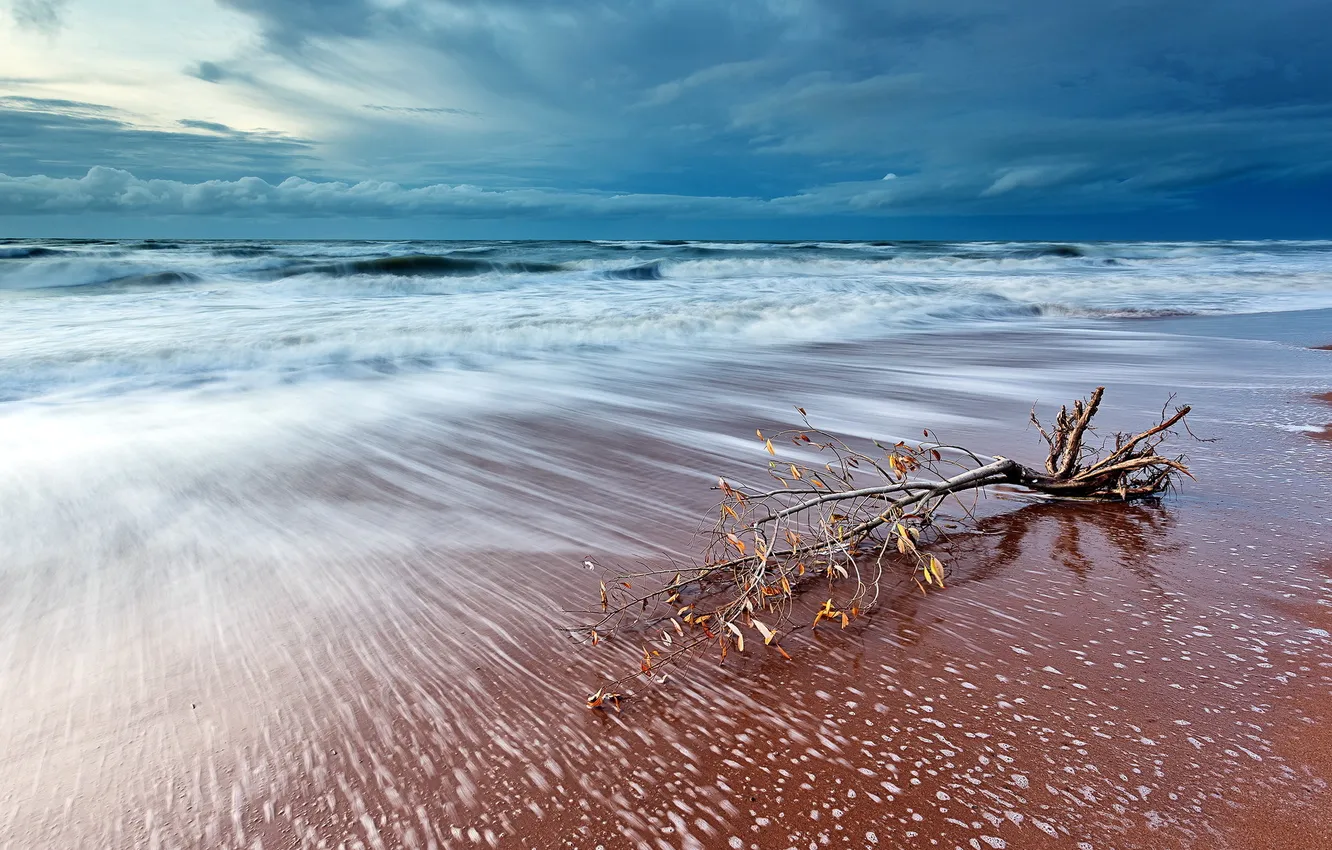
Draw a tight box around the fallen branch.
[575,387,1192,707]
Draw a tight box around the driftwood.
[577,388,1192,709]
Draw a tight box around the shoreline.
[2,316,1330,848]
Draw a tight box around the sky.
[1,0,1331,239]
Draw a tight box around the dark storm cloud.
[0,97,314,182]
[188,61,232,84]
[215,0,393,45]
[9,0,1332,227]
[190,0,1332,217]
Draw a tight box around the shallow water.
[1,240,1330,849]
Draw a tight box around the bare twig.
[575,387,1193,705]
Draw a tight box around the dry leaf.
[753,618,777,645]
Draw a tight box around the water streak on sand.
[0,240,1330,848]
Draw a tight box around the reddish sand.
[1312,392,1332,441]
[3,340,1331,849]
[6,501,1329,849]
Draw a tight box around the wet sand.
[2,319,1331,849]
[1311,391,1332,441]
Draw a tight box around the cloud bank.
[0,167,766,218]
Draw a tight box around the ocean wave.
[131,241,184,251]
[2,238,1331,403]
[603,261,663,280]
[0,246,67,259]
[1010,244,1086,259]
[211,245,277,258]
[1036,304,1200,319]
[279,254,568,278]
[0,261,205,291]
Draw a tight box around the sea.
[3,239,1332,404]
[2,238,1331,848]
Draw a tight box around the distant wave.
[1037,304,1199,319]
[2,238,1331,404]
[0,247,65,259]
[212,245,277,258]
[951,244,1086,260]
[105,271,203,289]
[1013,244,1085,259]
[280,254,568,278]
[603,261,663,280]
[131,242,184,251]
[52,270,202,291]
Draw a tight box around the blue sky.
[2,0,1331,238]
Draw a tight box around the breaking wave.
[0,246,65,259]
[280,254,569,278]
[1,238,1330,402]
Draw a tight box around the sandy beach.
[4,0,1331,838]
[2,293,1330,849]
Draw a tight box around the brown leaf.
[587,689,623,711]
[813,598,839,628]
[928,555,946,588]
[753,618,777,645]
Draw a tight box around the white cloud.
[0,166,771,218]
[0,163,1247,221]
